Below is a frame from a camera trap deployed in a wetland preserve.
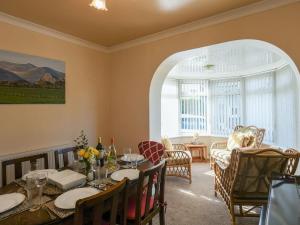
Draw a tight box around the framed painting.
[0,49,65,104]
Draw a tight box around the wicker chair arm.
[214,149,240,194]
[210,141,227,150]
[164,150,191,164]
[172,144,188,151]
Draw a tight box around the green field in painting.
[0,86,65,104]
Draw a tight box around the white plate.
[111,169,139,181]
[120,154,144,162]
[54,187,99,209]
[0,193,25,213]
[22,169,58,181]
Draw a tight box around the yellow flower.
[78,149,85,157]
[84,152,90,159]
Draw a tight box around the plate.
[54,187,99,209]
[110,169,139,181]
[0,193,25,213]
[22,169,58,181]
[120,154,144,162]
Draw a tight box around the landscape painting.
[0,49,65,104]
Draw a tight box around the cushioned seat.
[127,193,155,220]
[210,148,231,166]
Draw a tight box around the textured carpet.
[153,163,259,225]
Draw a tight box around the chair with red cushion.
[138,141,165,165]
[74,178,129,225]
[127,160,167,225]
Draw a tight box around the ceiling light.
[90,0,108,11]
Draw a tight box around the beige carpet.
[153,163,259,225]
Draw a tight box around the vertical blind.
[177,65,297,148]
[211,79,241,136]
[179,80,208,133]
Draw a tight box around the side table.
[184,144,208,162]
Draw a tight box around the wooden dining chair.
[54,147,78,169]
[1,153,49,186]
[74,178,129,225]
[127,159,167,225]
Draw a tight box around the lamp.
[90,0,108,11]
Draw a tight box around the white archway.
[149,39,300,143]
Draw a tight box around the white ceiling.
[167,41,286,80]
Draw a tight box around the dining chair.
[54,147,78,169]
[127,159,167,225]
[1,153,49,186]
[138,141,164,165]
[74,178,129,225]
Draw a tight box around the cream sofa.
[210,125,266,168]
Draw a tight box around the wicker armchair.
[210,125,265,168]
[165,144,192,184]
[214,148,300,225]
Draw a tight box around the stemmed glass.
[123,148,132,168]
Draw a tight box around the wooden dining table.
[0,159,153,225]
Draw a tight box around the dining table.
[0,157,153,225]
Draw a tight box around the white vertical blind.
[275,66,297,148]
[172,65,298,149]
[179,80,208,133]
[245,73,274,142]
[211,79,241,136]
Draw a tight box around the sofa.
[210,125,266,168]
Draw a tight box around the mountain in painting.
[21,66,65,83]
[0,61,65,88]
[0,61,36,73]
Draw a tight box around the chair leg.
[230,204,236,225]
[149,219,152,225]
[189,164,192,184]
[159,208,165,225]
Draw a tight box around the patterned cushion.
[210,148,231,165]
[161,137,173,150]
[227,132,248,151]
[138,141,164,165]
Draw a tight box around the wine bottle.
[96,137,105,167]
[108,137,117,166]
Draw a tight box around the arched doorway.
[149,39,300,149]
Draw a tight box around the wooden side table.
[184,144,208,162]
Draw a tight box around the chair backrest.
[138,141,164,165]
[54,147,78,169]
[133,160,167,225]
[2,153,49,186]
[74,178,129,225]
[234,125,265,148]
[231,148,300,197]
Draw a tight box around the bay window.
[174,65,298,148]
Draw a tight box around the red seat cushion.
[138,141,164,165]
[127,190,155,220]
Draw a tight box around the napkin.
[48,170,86,191]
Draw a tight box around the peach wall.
[0,22,110,156]
[109,3,300,152]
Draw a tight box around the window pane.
[211,79,241,136]
[179,80,208,134]
[245,73,274,142]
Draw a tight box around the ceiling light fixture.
[90,0,108,11]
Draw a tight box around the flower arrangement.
[78,147,100,174]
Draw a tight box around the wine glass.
[123,148,132,167]
[35,172,48,206]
